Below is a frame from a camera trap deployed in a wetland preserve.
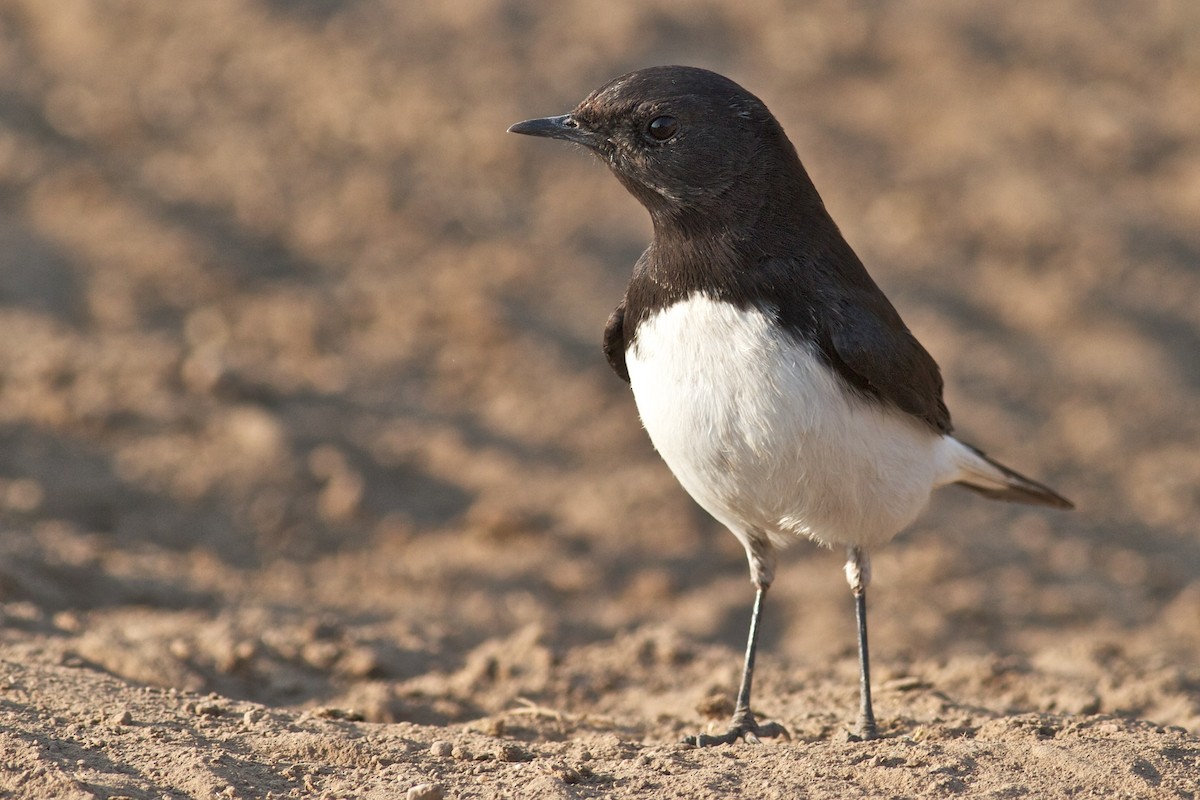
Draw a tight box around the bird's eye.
[645,115,679,141]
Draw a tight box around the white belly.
[625,293,947,551]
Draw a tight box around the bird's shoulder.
[763,255,952,433]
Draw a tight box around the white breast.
[625,293,952,551]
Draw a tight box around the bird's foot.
[846,714,878,742]
[682,709,790,747]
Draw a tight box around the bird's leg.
[845,546,878,740]
[684,537,790,746]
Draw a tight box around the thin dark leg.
[733,585,767,717]
[683,585,789,746]
[853,587,878,739]
[847,546,878,740]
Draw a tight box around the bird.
[508,65,1072,746]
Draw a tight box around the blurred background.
[0,0,1197,732]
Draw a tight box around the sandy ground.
[1,1,1199,797]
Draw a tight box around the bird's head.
[510,66,806,231]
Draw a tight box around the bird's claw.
[849,715,879,741]
[682,711,791,747]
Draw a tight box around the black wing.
[821,282,951,433]
[603,300,630,383]
[756,253,950,433]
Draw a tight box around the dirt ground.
[1,1,1199,798]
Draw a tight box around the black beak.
[507,114,598,147]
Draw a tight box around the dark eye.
[645,115,678,141]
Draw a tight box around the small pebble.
[406,783,444,800]
[430,740,454,758]
[110,709,133,727]
[497,743,532,762]
[193,701,223,717]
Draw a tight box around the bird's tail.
[946,439,1074,509]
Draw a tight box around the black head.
[510,66,818,232]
